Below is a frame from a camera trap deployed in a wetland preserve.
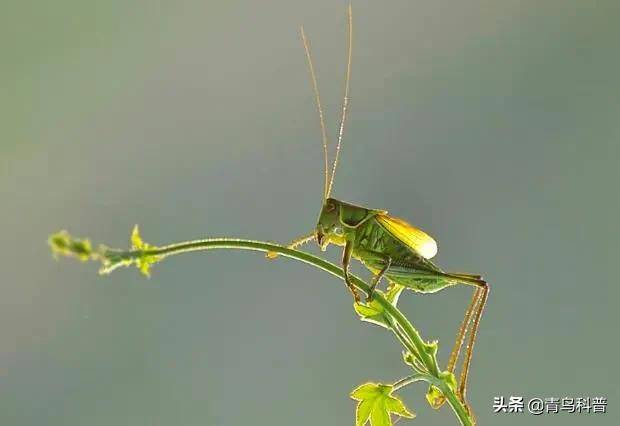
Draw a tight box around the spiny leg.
[447,287,483,375]
[366,257,392,302]
[266,233,315,259]
[458,280,489,409]
[351,248,393,302]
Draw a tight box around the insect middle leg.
[353,248,392,302]
[367,259,392,302]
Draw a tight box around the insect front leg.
[265,232,315,259]
[342,240,360,303]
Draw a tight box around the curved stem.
[60,236,474,425]
[147,239,472,425]
[393,373,430,391]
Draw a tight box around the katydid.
[269,5,488,411]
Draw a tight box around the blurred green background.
[1,0,618,425]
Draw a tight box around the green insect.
[269,5,489,411]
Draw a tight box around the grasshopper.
[269,5,488,410]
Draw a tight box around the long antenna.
[327,4,353,198]
[300,27,330,202]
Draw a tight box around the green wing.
[375,214,438,259]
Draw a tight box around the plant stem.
[79,237,474,425]
[393,373,428,391]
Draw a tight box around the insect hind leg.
[458,280,489,408]
[447,287,482,374]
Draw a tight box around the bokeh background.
[1,0,618,425]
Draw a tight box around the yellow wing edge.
[375,214,438,259]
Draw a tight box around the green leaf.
[425,385,445,410]
[351,382,415,426]
[401,351,427,373]
[130,225,161,277]
[385,283,404,305]
[385,396,415,418]
[354,299,392,329]
[423,340,438,358]
[48,230,94,262]
[402,351,416,367]
[354,303,383,318]
[353,286,403,329]
[425,370,458,410]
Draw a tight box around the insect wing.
[376,214,438,259]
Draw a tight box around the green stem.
[154,239,471,425]
[391,373,471,426]
[60,235,474,425]
[392,373,430,391]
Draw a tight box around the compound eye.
[333,226,343,236]
[325,202,336,212]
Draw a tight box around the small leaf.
[49,230,125,273]
[351,382,415,426]
[425,385,445,410]
[131,225,146,250]
[353,289,399,329]
[385,396,415,419]
[130,225,161,277]
[424,371,457,410]
[49,227,164,277]
[419,351,453,410]
[402,351,416,367]
[384,283,405,305]
[401,351,426,373]
[49,231,94,262]
[370,405,390,426]
[423,340,438,357]
[351,383,383,400]
[356,400,373,426]
[354,303,383,318]
[354,299,393,329]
